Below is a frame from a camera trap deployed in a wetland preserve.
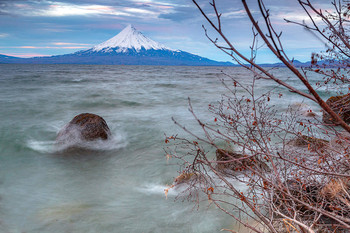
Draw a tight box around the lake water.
[0,64,323,232]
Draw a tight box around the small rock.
[320,178,350,201]
[323,94,350,125]
[174,172,198,185]
[56,113,111,144]
[292,135,328,149]
[305,111,316,117]
[216,149,270,173]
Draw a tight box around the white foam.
[136,183,178,197]
[290,102,318,117]
[27,139,57,153]
[27,132,127,154]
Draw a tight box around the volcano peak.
[92,24,172,52]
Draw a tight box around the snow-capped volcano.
[0,25,233,66]
[92,25,173,53]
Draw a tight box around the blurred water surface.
[0,64,323,232]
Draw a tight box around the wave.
[154,83,178,88]
[26,132,127,154]
[136,183,179,198]
[135,172,252,199]
[290,102,320,117]
[27,140,57,153]
[74,100,142,108]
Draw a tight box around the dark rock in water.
[323,94,350,125]
[216,149,270,173]
[56,113,111,144]
[305,111,316,117]
[274,178,350,231]
[291,135,328,149]
[174,172,199,185]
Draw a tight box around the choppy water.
[0,64,325,233]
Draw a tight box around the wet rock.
[305,111,316,117]
[216,149,270,173]
[275,178,350,230]
[174,172,200,185]
[274,179,319,215]
[56,113,111,144]
[292,135,328,149]
[323,94,350,125]
[320,178,350,201]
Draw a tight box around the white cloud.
[131,0,184,7]
[34,3,132,17]
[6,1,171,18]
[221,9,247,19]
[0,33,9,38]
[123,7,157,15]
[51,42,92,46]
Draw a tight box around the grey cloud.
[0,11,11,16]
[158,6,199,22]
[0,0,140,8]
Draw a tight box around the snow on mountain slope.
[92,25,173,53]
[0,24,233,65]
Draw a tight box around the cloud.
[0,45,90,49]
[3,53,51,58]
[220,9,247,19]
[0,0,332,63]
[18,46,36,48]
[158,6,198,21]
[51,42,92,46]
[31,3,132,17]
[123,7,158,16]
[0,0,175,19]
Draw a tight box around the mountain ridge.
[0,25,233,66]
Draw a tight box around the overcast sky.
[0,0,330,63]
